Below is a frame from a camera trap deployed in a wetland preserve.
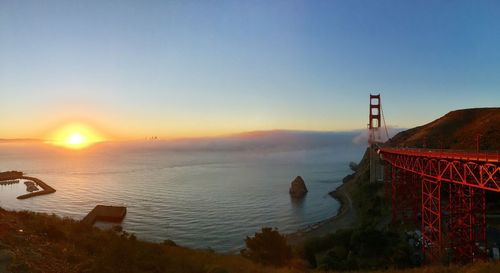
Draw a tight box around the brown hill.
[387,108,500,150]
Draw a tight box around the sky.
[1,0,499,140]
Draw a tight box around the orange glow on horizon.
[46,123,106,149]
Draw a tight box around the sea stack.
[289,176,308,198]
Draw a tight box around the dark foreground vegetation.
[299,228,417,271]
[0,208,303,273]
[1,207,499,273]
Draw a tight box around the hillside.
[387,108,500,150]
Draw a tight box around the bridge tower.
[368,94,383,182]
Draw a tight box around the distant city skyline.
[1,1,499,140]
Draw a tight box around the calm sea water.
[0,132,365,251]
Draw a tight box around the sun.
[46,122,105,149]
[66,132,86,147]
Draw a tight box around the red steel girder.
[380,148,500,192]
[380,147,497,264]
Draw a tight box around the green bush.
[241,227,292,266]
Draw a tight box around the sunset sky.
[1,1,499,140]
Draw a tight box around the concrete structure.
[82,205,127,225]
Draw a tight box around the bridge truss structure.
[380,147,499,263]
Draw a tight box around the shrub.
[241,227,292,266]
[162,239,177,247]
[300,228,416,271]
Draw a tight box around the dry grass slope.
[388,108,500,150]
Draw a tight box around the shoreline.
[286,175,358,244]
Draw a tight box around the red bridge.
[367,95,500,263]
[380,147,500,263]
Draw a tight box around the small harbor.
[0,171,56,200]
[17,176,56,199]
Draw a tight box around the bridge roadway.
[380,147,499,163]
[379,147,500,192]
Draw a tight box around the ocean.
[0,131,366,251]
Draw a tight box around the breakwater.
[17,176,56,199]
[0,171,56,199]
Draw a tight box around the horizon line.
[1,128,384,143]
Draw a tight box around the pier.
[82,205,127,225]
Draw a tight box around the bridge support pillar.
[446,184,487,263]
[369,145,383,182]
[422,178,442,262]
[384,162,392,205]
[390,167,420,226]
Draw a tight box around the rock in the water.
[349,162,359,172]
[289,176,308,198]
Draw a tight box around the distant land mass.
[0,138,41,143]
